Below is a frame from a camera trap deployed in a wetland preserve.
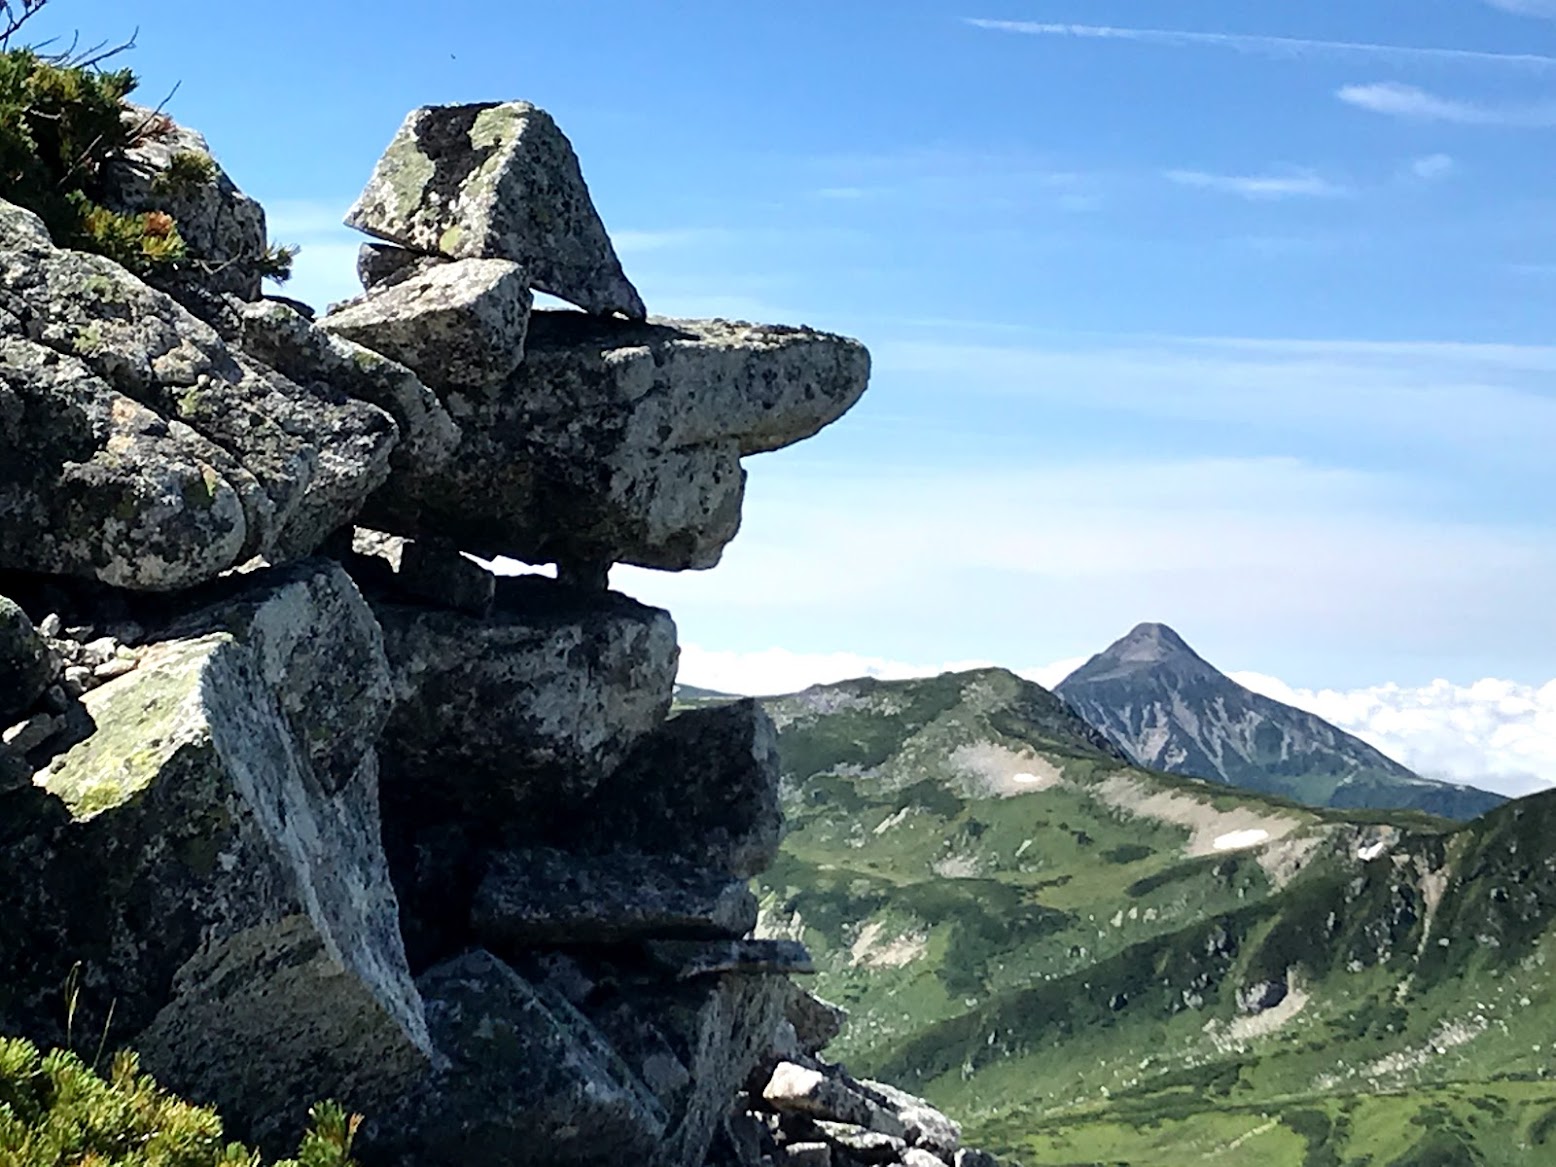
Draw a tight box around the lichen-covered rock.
[0,336,255,589]
[379,950,668,1166]
[365,311,870,572]
[473,848,757,949]
[320,257,531,392]
[345,101,644,318]
[0,596,54,720]
[238,299,460,475]
[589,699,782,878]
[101,105,270,300]
[0,198,399,578]
[0,562,431,1147]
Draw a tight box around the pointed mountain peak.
[1109,622,1197,663]
[1058,622,1219,687]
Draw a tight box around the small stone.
[814,1122,907,1164]
[0,597,54,721]
[785,1142,832,1167]
[80,637,118,667]
[902,1150,949,1167]
[2,712,60,754]
[92,657,138,682]
[61,667,91,696]
[761,1064,906,1141]
[396,539,496,616]
[38,614,61,639]
[357,242,431,291]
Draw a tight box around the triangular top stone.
[346,101,645,319]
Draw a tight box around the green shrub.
[0,1037,360,1167]
[0,5,294,285]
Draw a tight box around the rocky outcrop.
[355,311,870,573]
[0,92,1003,1167]
[1,197,399,587]
[0,562,431,1145]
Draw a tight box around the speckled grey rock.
[473,848,757,948]
[0,596,54,721]
[365,311,870,572]
[375,578,676,819]
[320,257,531,393]
[761,1064,907,1140]
[378,950,667,1166]
[0,199,398,579]
[0,561,430,1149]
[589,699,782,878]
[345,101,644,318]
[0,335,254,590]
[101,106,269,300]
[858,1081,962,1158]
[238,298,460,475]
[814,1122,908,1164]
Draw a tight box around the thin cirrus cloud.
[1410,153,1456,180]
[1338,81,1556,125]
[1483,0,1556,17]
[964,19,1556,69]
[1165,168,1348,199]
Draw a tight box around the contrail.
[966,19,1556,69]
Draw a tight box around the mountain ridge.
[1056,622,1504,820]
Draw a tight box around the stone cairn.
[0,101,998,1167]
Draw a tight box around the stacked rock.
[0,99,997,1167]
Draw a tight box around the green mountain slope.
[746,668,1556,1166]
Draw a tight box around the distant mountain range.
[734,667,1556,1166]
[1055,622,1504,821]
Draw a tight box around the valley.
[688,668,1556,1165]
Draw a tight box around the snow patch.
[1213,828,1271,852]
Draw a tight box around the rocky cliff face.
[1056,623,1504,819]
[0,99,993,1167]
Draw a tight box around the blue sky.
[28,1,1556,788]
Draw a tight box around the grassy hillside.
[742,668,1556,1166]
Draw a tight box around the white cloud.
[1232,672,1556,797]
[676,644,1087,697]
[1338,82,1556,126]
[966,19,1556,69]
[1484,0,1556,18]
[1410,153,1456,179]
[1166,168,1348,199]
